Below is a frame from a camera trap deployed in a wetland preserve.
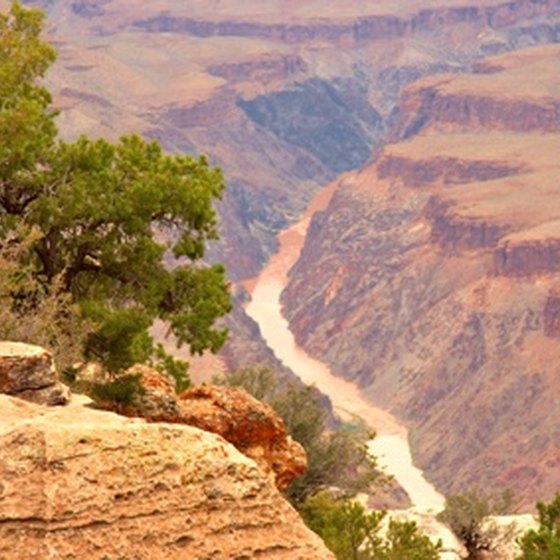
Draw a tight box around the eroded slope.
[283,45,560,507]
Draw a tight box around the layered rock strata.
[282,45,560,507]
[0,393,333,560]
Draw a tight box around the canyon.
[9,0,560,520]
[282,45,560,508]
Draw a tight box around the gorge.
[244,183,446,512]
[10,0,560,522]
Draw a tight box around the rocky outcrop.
[0,342,70,406]
[544,292,560,337]
[0,393,334,560]
[178,386,307,491]
[104,365,307,491]
[495,238,560,276]
[391,74,560,139]
[430,210,506,250]
[161,87,237,128]
[377,154,522,187]
[208,54,307,83]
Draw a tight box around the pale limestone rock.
[0,342,70,405]
[0,394,333,560]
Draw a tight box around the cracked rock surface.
[0,393,333,560]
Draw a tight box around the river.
[244,181,445,513]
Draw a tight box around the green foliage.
[300,492,441,560]
[90,373,146,413]
[300,492,384,559]
[0,224,90,372]
[380,519,442,560]
[216,365,378,503]
[517,493,560,559]
[153,343,191,393]
[438,489,518,559]
[0,1,57,187]
[0,2,231,372]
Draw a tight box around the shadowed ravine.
[245,182,445,512]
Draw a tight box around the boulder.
[0,342,70,406]
[90,365,308,491]
[178,385,308,491]
[0,393,333,560]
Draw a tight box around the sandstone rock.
[106,366,307,491]
[0,342,70,406]
[178,385,308,491]
[0,393,334,560]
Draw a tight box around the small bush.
[438,488,519,559]
[90,374,146,412]
[300,492,441,560]
[516,493,560,559]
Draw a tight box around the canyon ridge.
[14,0,560,510]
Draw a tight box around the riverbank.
[244,178,445,512]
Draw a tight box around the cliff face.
[282,45,560,507]
[133,0,560,45]
[0,344,333,559]
[0,395,333,560]
[31,0,560,371]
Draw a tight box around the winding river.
[244,182,445,513]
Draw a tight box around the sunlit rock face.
[98,365,308,492]
[282,45,560,509]
[0,346,333,560]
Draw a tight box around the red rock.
[177,385,308,491]
[109,367,308,491]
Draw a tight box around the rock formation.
[178,386,307,491]
[0,393,333,560]
[0,342,70,406]
[282,45,560,508]
[113,365,307,491]
[0,346,333,559]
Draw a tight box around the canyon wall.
[33,0,560,281]
[282,45,560,507]
[14,0,560,505]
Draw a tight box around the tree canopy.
[0,2,231,372]
[517,493,560,559]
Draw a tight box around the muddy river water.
[244,183,445,512]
